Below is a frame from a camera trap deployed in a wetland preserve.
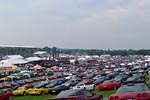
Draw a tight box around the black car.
[94,76,106,85]
[45,80,62,88]
[50,85,70,94]
[123,76,145,85]
[34,80,51,88]
[63,80,78,87]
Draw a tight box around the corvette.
[73,82,95,90]
[13,87,29,96]
[98,80,121,90]
[28,87,49,95]
[48,88,103,100]
[0,89,12,100]
[108,83,150,100]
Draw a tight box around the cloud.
[0,0,149,49]
[82,7,128,25]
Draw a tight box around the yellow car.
[28,88,49,95]
[13,87,29,96]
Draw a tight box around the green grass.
[92,89,116,98]
[11,94,56,100]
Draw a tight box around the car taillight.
[115,96,119,100]
[143,93,148,97]
[109,96,119,100]
[137,93,142,98]
[109,96,114,100]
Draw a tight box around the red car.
[0,84,4,89]
[0,89,13,100]
[3,82,12,88]
[108,83,150,100]
[24,79,34,83]
[48,89,103,100]
[98,80,121,90]
[48,75,58,79]
[80,76,93,82]
[23,84,34,89]
[81,79,94,84]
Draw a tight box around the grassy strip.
[12,94,56,100]
[92,89,116,98]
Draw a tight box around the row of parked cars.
[0,64,149,100]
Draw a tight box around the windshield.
[76,83,84,86]
[127,77,135,81]
[34,83,45,88]
[103,80,112,83]
[50,81,57,86]
[97,77,105,80]
[57,90,80,98]
[117,84,148,93]
[18,87,26,90]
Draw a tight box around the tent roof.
[3,55,24,59]
[26,57,41,62]
[30,64,45,70]
[0,58,28,67]
[34,51,47,55]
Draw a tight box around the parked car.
[73,82,95,90]
[28,87,49,95]
[94,76,106,85]
[0,89,12,100]
[123,76,145,85]
[98,80,121,90]
[35,80,51,88]
[63,80,78,87]
[13,86,29,96]
[0,84,4,89]
[48,89,103,100]
[108,83,150,100]
[23,84,34,89]
[2,82,12,88]
[50,85,70,94]
[45,80,62,88]
[24,79,34,83]
[81,79,94,84]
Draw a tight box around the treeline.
[0,46,150,57]
[60,49,150,56]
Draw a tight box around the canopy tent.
[29,64,45,70]
[26,57,41,62]
[0,58,28,71]
[0,58,28,66]
[3,55,24,59]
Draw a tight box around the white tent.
[3,55,23,59]
[26,57,41,62]
[0,58,28,68]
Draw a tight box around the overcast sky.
[0,0,150,49]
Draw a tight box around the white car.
[73,83,95,90]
